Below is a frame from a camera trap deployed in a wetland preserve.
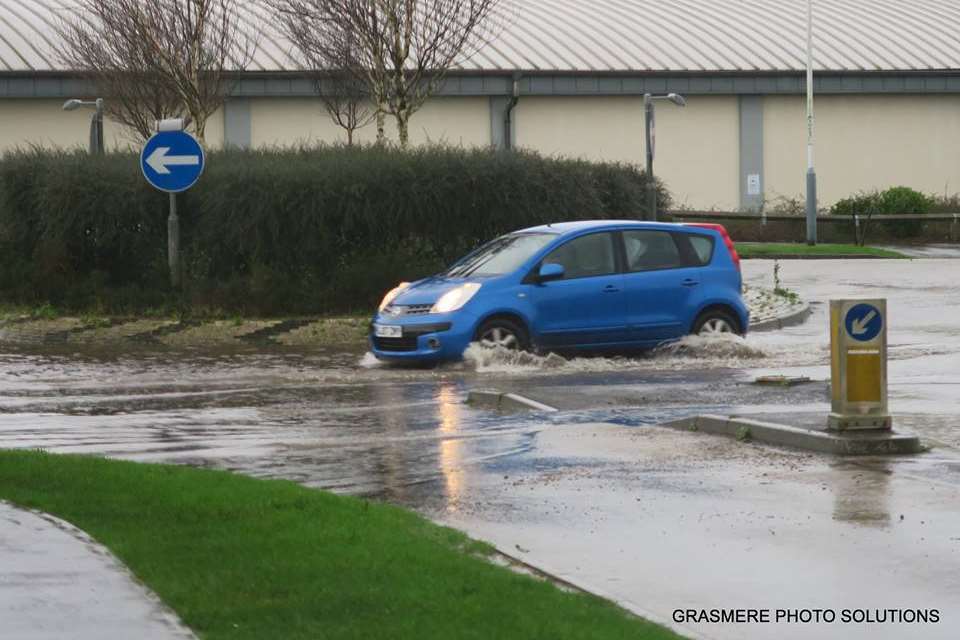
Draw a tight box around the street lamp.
[804,0,818,245]
[644,92,686,221]
[62,98,105,155]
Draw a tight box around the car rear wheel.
[476,318,530,351]
[692,309,741,337]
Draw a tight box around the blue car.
[370,220,748,362]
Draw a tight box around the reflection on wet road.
[0,347,540,501]
[0,342,769,506]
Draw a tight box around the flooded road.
[2,259,959,502]
[2,258,960,639]
[0,340,787,504]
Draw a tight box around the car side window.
[622,230,683,272]
[686,234,715,266]
[542,232,617,280]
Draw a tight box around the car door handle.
[603,285,621,293]
[682,279,700,287]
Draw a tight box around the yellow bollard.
[828,299,891,430]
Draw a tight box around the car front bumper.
[368,311,477,362]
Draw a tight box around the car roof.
[517,220,699,236]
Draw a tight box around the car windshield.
[445,233,556,277]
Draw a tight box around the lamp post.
[62,98,105,154]
[644,92,686,221]
[805,0,818,245]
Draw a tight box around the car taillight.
[684,222,740,271]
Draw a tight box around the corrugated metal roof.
[2,0,959,74]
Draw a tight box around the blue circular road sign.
[140,130,205,193]
[845,303,883,342]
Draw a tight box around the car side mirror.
[538,262,565,282]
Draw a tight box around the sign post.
[140,122,205,288]
[829,299,890,430]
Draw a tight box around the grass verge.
[0,451,681,640]
[0,306,371,348]
[736,243,907,259]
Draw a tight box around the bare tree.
[318,72,378,146]
[273,0,503,147]
[274,4,376,145]
[57,0,258,145]
[57,1,183,141]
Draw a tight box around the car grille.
[372,336,419,352]
[385,304,433,316]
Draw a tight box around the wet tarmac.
[0,343,762,502]
[1,258,959,639]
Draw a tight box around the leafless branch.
[56,0,259,144]
[272,0,376,144]
[271,0,504,147]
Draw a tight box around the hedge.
[0,145,668,315]
[830,186,934,239]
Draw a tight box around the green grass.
[736,243,907,259]
[0,451,681,640]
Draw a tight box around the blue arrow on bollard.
[844,303,883,342]
[140,130,205,193]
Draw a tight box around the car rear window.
[687,234,715,266]
[622,230,684,271]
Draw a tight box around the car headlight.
[432,283,481,313]
[378,282,410,311]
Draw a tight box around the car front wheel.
[476,318,530,351]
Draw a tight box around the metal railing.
[667,210,960,223]
[665,210,960,243]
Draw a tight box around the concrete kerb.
[466,389,558,413]
[488,545,699,639]
[467,388,923,456]
[749,301,812,332]
[663,414,924,455]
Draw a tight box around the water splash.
[358,352,383,368]
[463,334,772,375]
[653,333,768,359]
[463,343,569,372]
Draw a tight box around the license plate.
[374,324,403,338]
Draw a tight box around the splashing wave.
[462,334,770,374]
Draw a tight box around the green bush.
[831,186,933,239]
[0,145,669,315]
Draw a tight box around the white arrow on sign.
[851,309,878,335]
[145,146,201,175]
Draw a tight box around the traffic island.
[661,413,923,455]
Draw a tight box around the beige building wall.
[250,96,490,148]
[0,99,225,153]
[514,95,740,210]
[764,94,960,206]
[0,99,132,153]
[6,93,959,211]
[202,107,226,149]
